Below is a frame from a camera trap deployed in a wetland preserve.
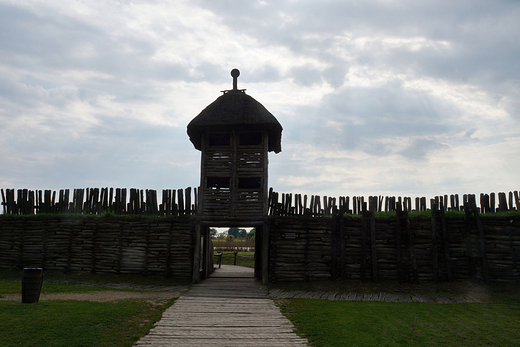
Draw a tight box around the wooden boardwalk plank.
[134,265,309,346]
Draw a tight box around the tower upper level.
[187,69,282,153]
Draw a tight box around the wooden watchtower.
[188,69,282,223]
[187,69,282,283]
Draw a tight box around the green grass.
[278,298,520,347]
[344,209,520,219]
[0,213,176,219]
[0,299,174,347]
[214,251,255,268]
[0,269,191,288]
[0,269,185,346]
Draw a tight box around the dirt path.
[0,290,186,302]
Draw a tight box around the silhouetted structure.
[188,69,282,221]
[187,69,282,283]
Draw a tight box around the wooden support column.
[463,202,474,280]
[262,220,270,285]
[116,222,124,275]
[339,206,346,279]
[192,222,201,284]
[360,203,368,281]
[439,202,452,281]
[405,210,419,283]
[165,221,174,277]
[473,205,490,284]
[431,199,439,283]
[396,203,403,283]
[330,207,338,279]
[370,206,378,282]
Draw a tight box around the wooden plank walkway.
[268,289,481,303]
[134,265,309,347]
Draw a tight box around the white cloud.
[0,0,519,204]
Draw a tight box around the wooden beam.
[431,199,439,283]
[370,206,378,282]
[439,201,452,281]
[192,223,202,284]
[262,221,270,285]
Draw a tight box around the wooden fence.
[269,200,520,284]
[2,187,519,217]
[1,188,198,216]
[268,189,520,216]
[0,215,194,278]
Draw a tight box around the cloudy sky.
[1,0,519,205]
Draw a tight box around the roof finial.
[231,68,240,90]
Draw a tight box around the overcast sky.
[1,0,519,204]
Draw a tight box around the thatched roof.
[187,90,283,153]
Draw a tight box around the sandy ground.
[0,290,186,302]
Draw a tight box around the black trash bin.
[22,268,43,303]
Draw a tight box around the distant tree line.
[211,227,256,239]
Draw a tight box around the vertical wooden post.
[490,193,496,213]
[304,220,310,282]
[140,189,145,214]
[1,189,6,214]
[431,199,439,283]
[498,192,508,212]
[463,202,475,280]
[192,222,201,284]
[439,201,452,281]
[165,220,174,277]
[330,207,338,279]
[91,220,97,273]
[178,189,184,215]
[339,206,346,279]
[405,210,419,283]
[66,220,73,272]
[194,187,199,215]
[117,222,124,275]
[370,205,378,282]
[262,221,270,285]
[473,205,490,284]
[41,218,48,268]
[185,187,192,215]
[122,188,127,214]
[360,203,368,281]
[109,187,114,212]
[396,203,403,283]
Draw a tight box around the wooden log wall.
[0,215,194,278]
[268,189,520,216]
[1,187,198,216]
[268,202,520,283]
[269,216,333,282]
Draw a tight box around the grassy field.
[214,251,255,268]
[278,298,520,347]
[0,270,186,347]
[0,299,174,347]
[274,280,520,347]
[3,268,520,347]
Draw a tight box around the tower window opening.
[238,177,262,189]
[208,133,230,146]
[239,132,262,146]
[207,177,230,189]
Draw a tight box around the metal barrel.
[22,268,43,303]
